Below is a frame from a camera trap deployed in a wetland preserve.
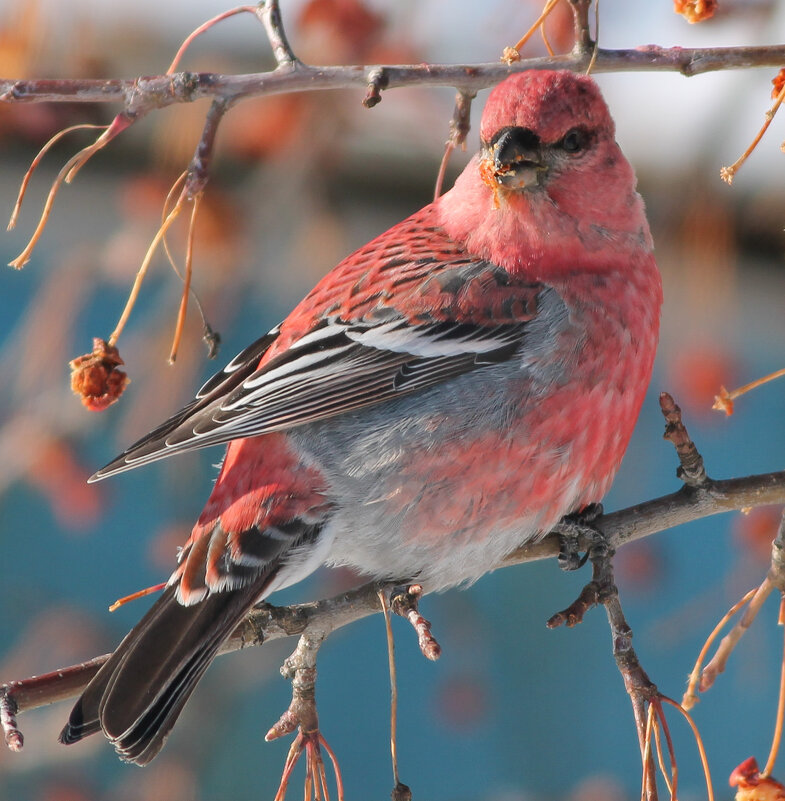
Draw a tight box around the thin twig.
[722,76,785,184]
[701,576,775,691]
[167,6,261,74]
[168,193,201,363]
[256,0,300,68]
[7,123,105,231]
[389,584,441,661]
[763,597,785,778]
[682,586,758,709]
[378,590,404,794]
[433,90,475,200]
[185,96,232,198]
[660,392,708,488]
[568,0,594,55]
[660,696,715,801]
[107,201,184,347]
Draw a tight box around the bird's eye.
[560,128,589,154]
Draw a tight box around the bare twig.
[266,632,324,741]
[550,533,659,799]
[433,90,475,200]
[389,584,441,661]
[660,392,708,487]
[256,0,300,69]
[362,67,387,108]
[0,691,21,751]
[568,0,594,55]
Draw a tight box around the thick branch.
[3,467,785,735]
[3,44,785,110]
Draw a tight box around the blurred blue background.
[1,1,785,800]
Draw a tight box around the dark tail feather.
[59,582,263,765]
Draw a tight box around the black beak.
[486,126,547,190]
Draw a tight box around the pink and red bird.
[60,69,662,764]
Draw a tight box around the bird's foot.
[552,502,604,572]
[548,505,613,628]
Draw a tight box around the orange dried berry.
[69,338,129,412]
[674,0,718,23]
[730,757,785,801]
[772,68,785,100]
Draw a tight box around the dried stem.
[722,76,785,184]
[683,586,758,709]
[168,192,201,363]
[8,112,136,269]
[714,366,785,416]
[167,6,262,74]
[504,0,563,63]
[660,696,715,801]
[7,123,105,231]
[107,200,184,347]
[700,576,775,691]
[763,599,785,778]
[378,591,407,797]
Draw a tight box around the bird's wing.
[93,220,545,480]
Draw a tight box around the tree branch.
[3,44,785,112]
[3,461,785,746]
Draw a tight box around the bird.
[59,69,662,765]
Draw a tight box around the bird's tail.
[59,583,261,765]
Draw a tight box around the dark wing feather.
[90,330,281,481]
[92,258,543,481]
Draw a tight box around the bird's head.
[478,70,616,198]
[438,69,651,273]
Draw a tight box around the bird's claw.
[553,502,605,572]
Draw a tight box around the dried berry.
[674,0,718,23]
[772,67,785,100]
[69,338,129,412]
